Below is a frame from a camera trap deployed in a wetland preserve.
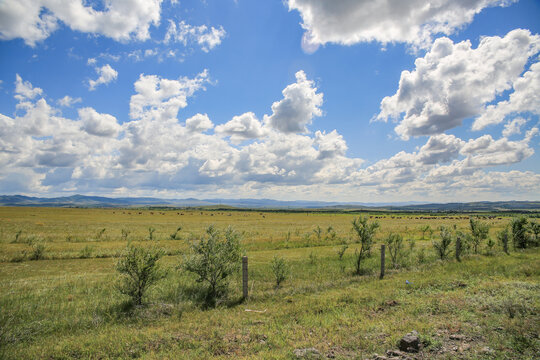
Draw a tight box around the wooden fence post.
[242,256,248,299]
[380,244,385,279]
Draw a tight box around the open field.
[1,207,539,359]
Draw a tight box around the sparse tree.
[469,218,489,254]
[384,233,404,268]
[433,226,452,260]
[529,220,540,247]
[116,245,166,305]
[497,227,510,255]
[148,227,156,241]
[511,216,529,249]
[351,216,380,257]
[183,225,242,307]
[313,226,322,242]
[419,225,431,240]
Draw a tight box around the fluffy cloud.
[473,60,540,130]
[287,0,515,51]
[502,117,527,137]
[376,29,540,139]
[14,74,42,101]
[79,107,120,137]
[0,0,162,46]
[89,64,118,91]
[186,113,213,133]
[215,112,266,143]
[57,95,82,107]
[1,73,539,202]
[164,20,226,52]
[129,70,209,122]
[264,70,323,133]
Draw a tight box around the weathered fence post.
[242,256,249,299]
[380,244,385,279]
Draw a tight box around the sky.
[0,0,539,203]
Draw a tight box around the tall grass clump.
[116,245,166,306]
[270,255,289,289]
[182,225,242,307]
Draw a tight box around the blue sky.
[0,0,539,202]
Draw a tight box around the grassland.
[1,207,539,359]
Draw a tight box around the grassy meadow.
[1,207,539,359]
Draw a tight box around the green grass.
[0,207,538,359]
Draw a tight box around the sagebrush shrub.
[116,245,166,305]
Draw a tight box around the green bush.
[384,233,404,268]
[29,242,46,260]
[116,245,166,305]
[469,218,489,254]
[270,255,289,288]
[511,216,529,249]
[182,225,242,307]
[497,227,510,254]
[432,226,452,260]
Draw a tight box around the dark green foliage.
[337,244,348,260]
[384,233,404,268]
[470,218,489,253]
[182,225,242,307]
[270,255,289,288]
[419,225,431,240]
[497,227,510,254]
[148,227,156,241]
[29,242,46,260]
[529,220,539,246]
[351,216,379,275]
[116,245,166,305]
[511,216,529,249]
[170,226,183,240]
[351,216,379,256]
[433,226,452,260]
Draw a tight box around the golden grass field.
[1,206,538,359]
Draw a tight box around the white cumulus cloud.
[164,20,226,52]
[375,29,540,139]
[215,112,266,143]
[0,0,162,46]
[89,64,118,91]
[264,70,323,133]
[287,0,516,51]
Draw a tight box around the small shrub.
[96,228,106,240]
[485,238,496,256]
[182,225,242,307]
[170,226,183,240]
[29,242,46,260]
[417,248,427,264]
[116,245,166,306]
[511,216,529,249]
[337,244,348,260]
[384,233,404,268]
[148,227,156,241]
[469,218,489,254]
[121,229,130,241]
[419,225,431,240]
[308,251,317,265]
[79,245,94,259]
[12,230,23,243]
[351,216,379,257]
[432,226,452,260]
[270,255,289,288]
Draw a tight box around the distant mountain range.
[0,194,539,212]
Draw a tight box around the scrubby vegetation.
[0,207,539,359]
